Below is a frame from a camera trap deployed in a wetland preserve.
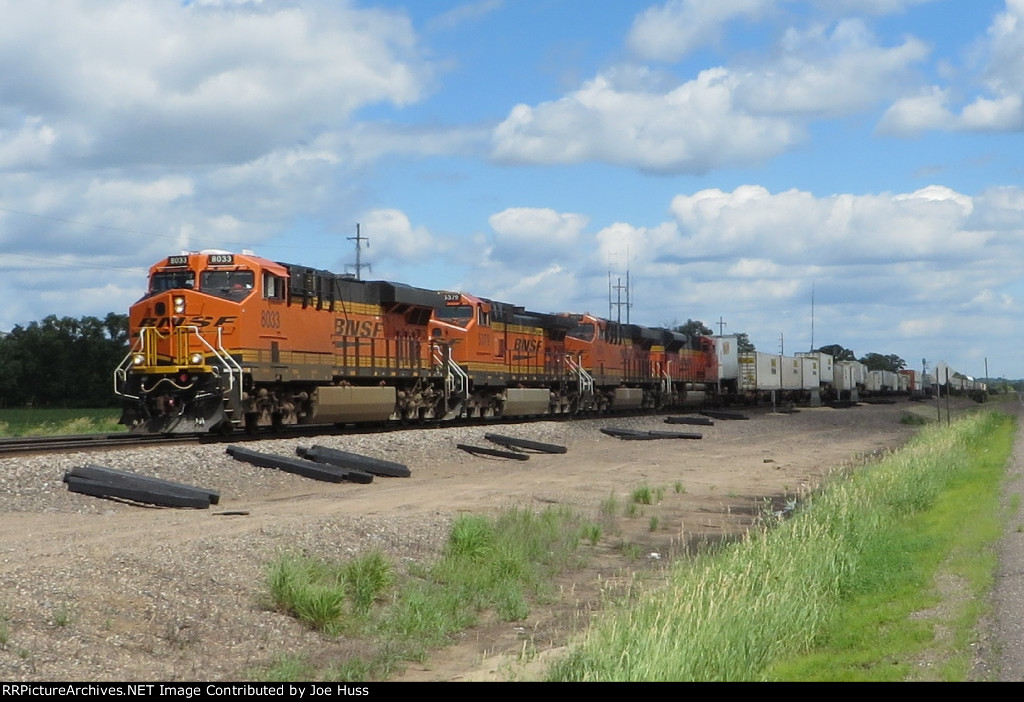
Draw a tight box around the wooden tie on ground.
[227,446,373,483]
[63,464,219,509]
[600,427,703,441]
[664,416,714,426]
[456,443,530,460]
[483,433,568,454]
[699,409,749,420]
[296,445,411,478]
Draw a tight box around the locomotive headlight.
[190,352,203,365]
[132,354,145,366]
[173,295,186,314]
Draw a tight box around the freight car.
[114,250,721,434]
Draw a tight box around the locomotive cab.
[427,293,570,417]
[115,251,274,433]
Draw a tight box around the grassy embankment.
[0,408,123,436]
[258,506,596,681]
[547,409,1015,681]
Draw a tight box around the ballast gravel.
[1,403,1007,681]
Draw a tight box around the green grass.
[262,505,589,681]
[267,551,392,635]
[0,408,123,436]
[630,484,665,506]
[771,412,1012,681]
[256,654,316,682]
[0,612,10,648]
[547,411,1014,682]
[900,412,929,426]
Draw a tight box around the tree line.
[0,314,129,408]
[816,344,907,373]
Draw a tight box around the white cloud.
[668,184,981,265]
[0,117,57,169]
[877,87,956,135]
[984,0,1024,95]
[627,0,769,62]
[736,20,929,117]
[487,207,588,263]
[454,184,1020,358]
[487,263,581,313]
[494,16,926,172]
[879,0,1024,134]
[358,209,439,263]
[0,0,441,329]
[427,0,504,32]
[492,68,800,173]
[960,94,1024,130]
[0,0,431,168]
[811,0,937,15]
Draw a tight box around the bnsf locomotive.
[114,250,718,433]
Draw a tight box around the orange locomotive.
[562,314,718,411]
[428,291,576,417]
[115,251,719,433]
[115,250,445,433]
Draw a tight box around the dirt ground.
[0,399,968,681]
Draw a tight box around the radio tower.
[347,223,371,281]
[608,247,632,326]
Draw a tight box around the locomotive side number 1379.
[261,310,281,329]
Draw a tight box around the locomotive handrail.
[113,328,156,399]
[564,354,594,397]
[431,343,468,399]
[182,326,244,400]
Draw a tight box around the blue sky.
[1,0,1022,379]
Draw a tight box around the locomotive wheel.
[244,412,259,435]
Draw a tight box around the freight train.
[114,250,718,433]
[114,250,957,435]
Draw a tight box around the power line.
[0,204,356,252]
[0,251,148,274]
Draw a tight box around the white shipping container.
[782,355,803,390]
[866,370,884,392]
[796,351,834,384]
[738,352,782,391]
[799,357,820,390]
[716,335,739,384]
[834,360,868,391]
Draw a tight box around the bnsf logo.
[138,316,238,328]
[514,339,541,353]
[334,319,384,338]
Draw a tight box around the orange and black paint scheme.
[562,314,718,411]
[115,251,444,433]
[116,251,720,434]
[427,292,576,416]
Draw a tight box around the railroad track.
[0,406,715,458]
[0,432,195,457]
[0,419,403,457]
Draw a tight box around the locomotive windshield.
[435,304,473,328]
[567,323,595,342]
[149,270,195,294]
[200,269,255,301]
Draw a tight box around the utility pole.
[612,277,630,325]
[810,281,815,351]
[347,223,371,281]
[716,317,727,335]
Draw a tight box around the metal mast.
[347,223,371,281]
